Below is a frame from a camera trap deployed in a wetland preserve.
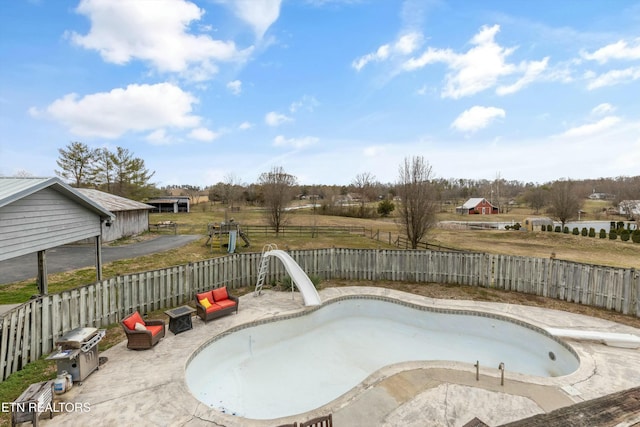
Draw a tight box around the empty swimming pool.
[185,296,579,419]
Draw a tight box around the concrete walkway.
[39,287,640,427]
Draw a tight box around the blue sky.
[1,0,639,188]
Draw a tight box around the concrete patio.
[38,287,640,427]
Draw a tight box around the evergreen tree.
[55,141,98,187]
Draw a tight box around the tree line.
[53,142,639,249]
[56,141,156,200]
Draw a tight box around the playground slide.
[265,250,321,306]
[546,327,640,349]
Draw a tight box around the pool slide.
[546,327,640,349]
[264,250,321,306]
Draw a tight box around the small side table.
[165,306,196,335]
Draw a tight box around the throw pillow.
[212,286,228,302]
[199,298,212,309]
[134,322,147,331]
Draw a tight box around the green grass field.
[0,200,638,426]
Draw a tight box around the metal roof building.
[76,188,154,242]
[0,177,114,293]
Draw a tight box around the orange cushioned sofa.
[121,311,166,350]
[195,286,239,323]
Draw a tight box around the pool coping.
[40,286,640,427]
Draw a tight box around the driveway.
[0,235,201,285]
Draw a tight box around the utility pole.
[496,171,501,213]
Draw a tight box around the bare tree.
[222,172,243,210]
[548,180,582,229]
[258,166,297,235]
[55,141,98,187]
[523,185,548,214]
[351,172,377,217]
[396,156,438,249]
[181,185,202,205]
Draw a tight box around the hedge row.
[540,224,640,243]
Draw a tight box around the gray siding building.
[0,177,114,293]
[76,189,154,242]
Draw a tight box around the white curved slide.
[265,250,321,306]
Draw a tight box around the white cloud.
[363,145,387,157]
[558,116,621,138]
[289,95,319,113]
[265,111,293,126]
[273,135,318,148]
[352,45,391,71]
[451,106,506,133]
[591,103,615,116]
[496,57,549,95]
[70,0,253,81]
[34,83,200,138]
[402,25,548,99]
[238,121,253,130]
[188,127,220,141]
[394,32,423,55]
[586,66,640,90]
[352,31,422,71]
[581,38,640,64]
[227,80,242,95]
[227,0,281,39]
[146,129,172,145]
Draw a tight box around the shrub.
[589,227,596,238]
[617,221,625,230]
[554,226,561,233]
[620,229,630,242]
[280,276,294,291]
[513,223,521,230]
[632,230,640,243]
[547,225,554,232]
[599,229,607,239]
[541,224,546,231]
[609,230,617,240]
[309,275,322,289]
[581,227,588,236]
[563,226,569,234]
[572,227,579,235]
[377,200,395,217]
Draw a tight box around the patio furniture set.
[121,286,239,350]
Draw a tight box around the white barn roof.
[459,198,489,209]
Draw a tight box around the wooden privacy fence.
[1,249,639,381]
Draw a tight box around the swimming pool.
[185,296,579,420]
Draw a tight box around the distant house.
[146,196,190,213]
[619,200,640,219]
[588,192,615,200]
[77,189,155,242]
[456,198,498,215]
[524,217,553,232]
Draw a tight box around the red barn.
[456,198,499,215]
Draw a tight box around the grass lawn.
[0,201,638,426]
